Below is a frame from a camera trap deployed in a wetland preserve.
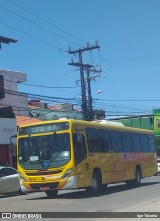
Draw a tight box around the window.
[98,129,112,152]
[73,134,87,166]
[4,168,17,176]
[148,135,156,152]
[86,128,100,152]
[110,131,123,152]
[121,132,132,152]
[140,134,149,152]
[0,168,18,177]
[0,169,5,177]
[19,133,71,169]
[132,133,141,152]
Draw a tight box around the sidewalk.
[108,197,160,221]
[125,197,160,212]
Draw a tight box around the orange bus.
[17,119,157,197]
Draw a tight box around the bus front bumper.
[23,175,78,191]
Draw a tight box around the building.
[0,117,17,167]
[29,100,83,120]
[110,114,154,130]
[0,69,29,116]
[0,69,29,167]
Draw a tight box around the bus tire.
[86,170,101,195]
[45,190,58,198]
[126,167,141,186]
[134,167,141,185]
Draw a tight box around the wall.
[0,118,17,144]
[0,69,29,116]
[0,118,17,167]
[154,109,160,150]
[112,116,153,130]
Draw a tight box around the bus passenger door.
[73,133,90,188]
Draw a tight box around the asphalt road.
[0,174,160,220]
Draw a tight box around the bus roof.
[18,118,153,135]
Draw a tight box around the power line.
[0,100,153,119]
[6,0,89,47]
[5,89,154,111]
[0,70,81,89]
[20,82,79,89]
[3,87,160,104]
[0,80,158,115]
[0,21,65,51]
[2,78,79,89]
[0,89,156,118]
[4,88,80,104]
[94,98,160,102]
[94,102,151,112]
[0,4,83,48]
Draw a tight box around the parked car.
[0,166,28,195]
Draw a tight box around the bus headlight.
[19,172,27,181]
[61,169,72,180]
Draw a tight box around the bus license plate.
[40,186,49,190]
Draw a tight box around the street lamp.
[97,90,103,94]
[0,35,17,49]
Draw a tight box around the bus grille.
[25,170,62,176]
[30,182,59,190]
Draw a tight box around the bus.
[153,109,160,173]
[17,119,157,198]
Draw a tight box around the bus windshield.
[18,133,70,169]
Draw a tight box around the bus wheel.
[86,171,101,195]
[45,190,58,198]
[126,167,141,186]
[134,167,141,185]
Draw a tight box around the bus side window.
[148,135,156,152]
[110,130,123,153]
[73,134,87,166]
[131,133,141,152]
[98,129,112,152]
[140,134,149,152]
[86,128,100,153]
[121,132,132,152]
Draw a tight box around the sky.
[0,0,160,118]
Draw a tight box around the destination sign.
[19,122,69,135]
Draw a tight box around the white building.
[0,69,29,116]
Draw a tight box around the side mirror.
[10,135,17,145]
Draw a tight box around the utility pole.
[68,42,101,121]
[87,69,92,112]
[86,68,102,119]
[0,35,17,99]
